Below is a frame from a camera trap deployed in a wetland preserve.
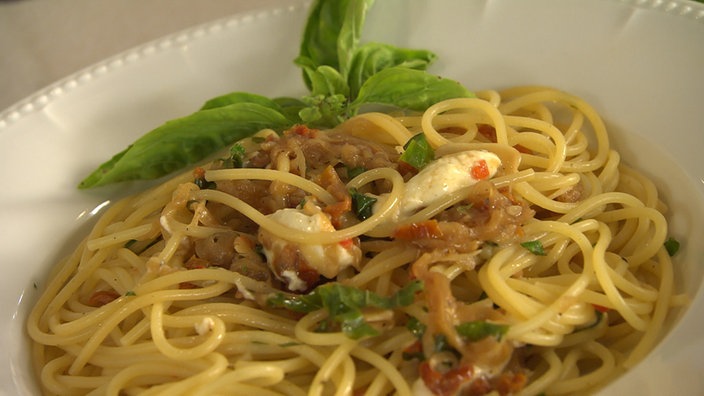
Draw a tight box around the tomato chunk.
[471,159,490,180]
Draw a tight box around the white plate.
[1,0,703,394]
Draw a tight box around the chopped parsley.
[399,133,434,170]
[349,188,378,221]
[521,240,546,256]
[664,237,680,257]
[228,143,247,168]
[267,280,423,339]
[406,316,427,338]
[346,165,366,180]
[455,320,508,342]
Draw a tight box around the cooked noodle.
[28,87,679,396]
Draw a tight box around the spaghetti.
[28,87,678,395]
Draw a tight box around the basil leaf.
[273,96,306,124]
[349,187,378,220]
[664,237,680,257]
[297,0,374,88]
[456,321,509,342]
[345,165,366,180]
[227,143,246,168]
[267,290,322,313]
[338,310,379,339]
[78,103,291,189]
[295,64,350,128]
[389,279,424,306]
[336,0,376,77]
[399,133,434,170]
[199,91,283,111]
[406,316,427,338]
[297,0,351,71]
[304,65,350,97]
[348,43,437,99]
[267,280,423,339]
[520,240,546,256]
[350,67,474,113]
[299,94,348,128]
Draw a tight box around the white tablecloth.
[0,0,295,111]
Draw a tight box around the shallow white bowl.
[1,0,703,394]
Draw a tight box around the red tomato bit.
[338,238,355,249]
[471,159,490,180]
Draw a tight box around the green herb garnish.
[350,187,378,220]
[521,240,546,256]
[455,320,508,342]
[267,280,423,339]
[406,316,427,338]
[227,143,246,168]
[346,165,366,180]
[664,237,680,257]
[399,133,435,170]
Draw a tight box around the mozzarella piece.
[263,208,360,283]
[269,208,336,233]
[194,317,215,336]
[401,150,501,214]
[281,269,309,292]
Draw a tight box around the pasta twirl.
[28,87,678,396]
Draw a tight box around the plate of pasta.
[2,0,704,395]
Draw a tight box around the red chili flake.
[87,290,121,307]
[470,159,490,180]
[593,304,609,313]
[393,220,443,240]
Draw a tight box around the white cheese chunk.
[194,317,215,336]
[401,150,501,214]
[262,208,360,282]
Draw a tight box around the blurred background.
[0,0,295,111]
[3,0,703,112]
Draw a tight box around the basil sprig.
[79,0,474,189]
